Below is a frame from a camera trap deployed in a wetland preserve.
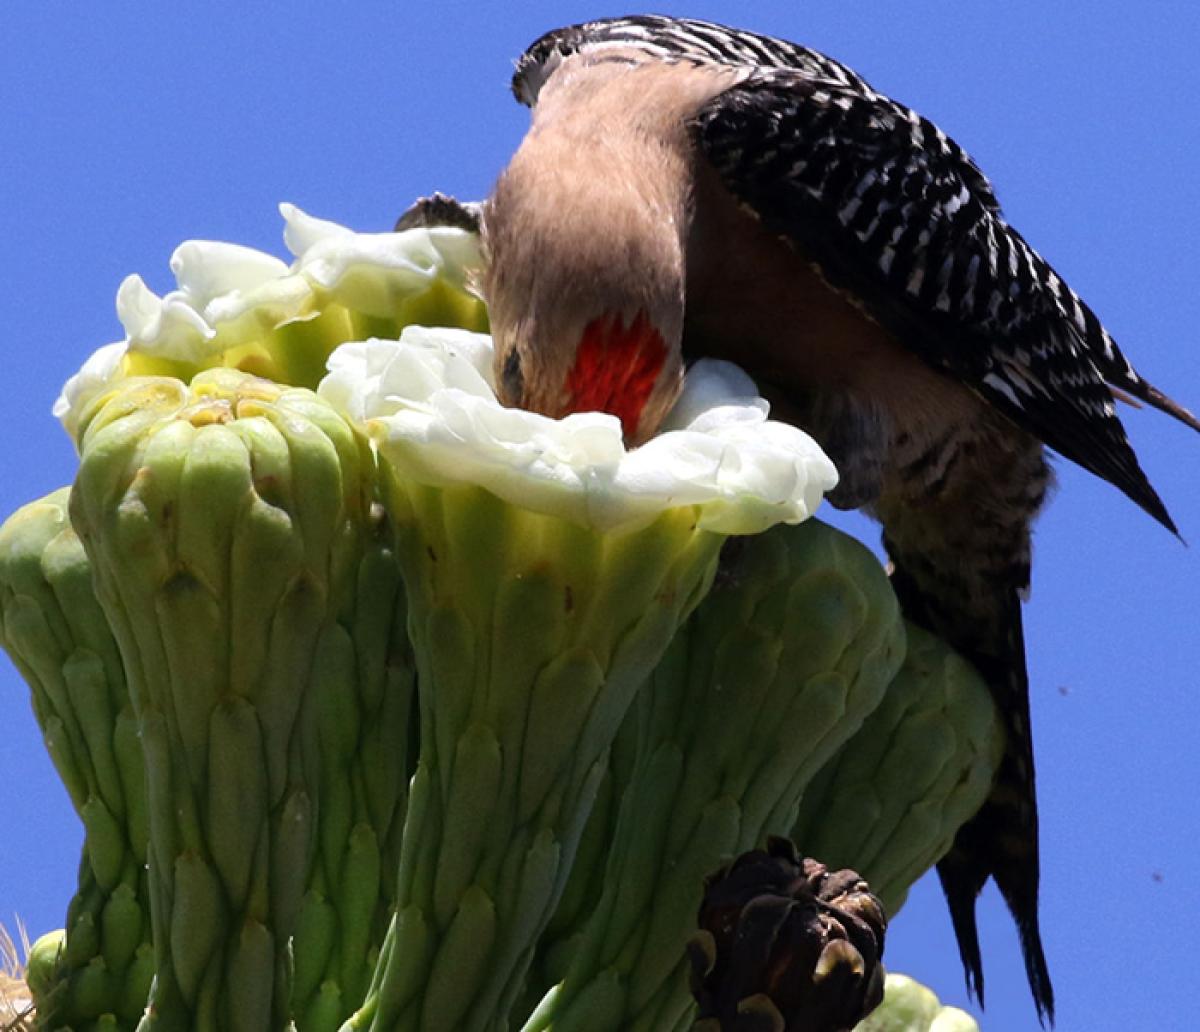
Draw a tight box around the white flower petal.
[397,325,496,386]
[115,273,215,361]
[280,202,354,258]
[52,340,129,440]
[162,240,314,349]
[661,359,766,431]
[281,203,484,319]
[114,274,167,341]
[298,226,483,318]
[318,332,836,535]
[200,274,315,335]
[319,339,399,424]
[170,240,290,304]
[62,205,486,445]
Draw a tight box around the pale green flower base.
[343,467,725,1032]
[520,519,906,1032]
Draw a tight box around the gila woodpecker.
[479,14,1200,1024]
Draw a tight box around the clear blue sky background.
[2,4,1197,1029]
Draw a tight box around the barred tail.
[930,595,1054,1026]
[878,418,1056,1025]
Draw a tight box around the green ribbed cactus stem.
[291,504,417,1031]
[0,488,152,1030]
[70,370,375,1031]
[343,468,725,1032]
[520,519,906,1032]
[516,763,621,1020]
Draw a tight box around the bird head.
[490,303,683,445]
[477,178,686,444]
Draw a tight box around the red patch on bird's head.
[564,311,668,439]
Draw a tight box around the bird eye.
[501,348,524,404]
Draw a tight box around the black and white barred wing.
[692,70,1191,531]
[512,13,875,104]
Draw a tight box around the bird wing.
[690,69,1188,531]
[512,13,880,105]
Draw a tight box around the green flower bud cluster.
[68,370,378,1029]
[791,624,1005,915]
[15,211,485,1030]
[0,490,154,1029]
[5,210,1008,1032]
[521,520,905,1031]
[2,454,416,1032]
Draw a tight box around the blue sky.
[2,3,1198,1029]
